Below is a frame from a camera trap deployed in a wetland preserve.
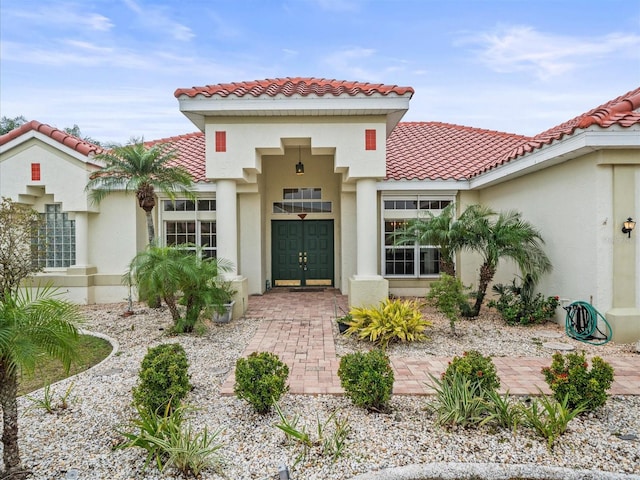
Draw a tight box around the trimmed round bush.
[338,348,394,412]
[442,350,500,394]
[542,351,614,411]
[133,343,191,414]
[234,351,289,414]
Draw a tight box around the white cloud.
[7,3,113,32]
[461,25,640,80]
[122,0,195,42]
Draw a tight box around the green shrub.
[346,298,431,349]
[234,352,289,414]
[442,350,500,394]
[426,274,470,333]
[133,343,192,414]
[338,349,394,412]
[480,390,523,434]
[116,403,223,475]
[274,403,350,463]
[541,351,614,412]
[488,277,559,326]
[426,372,487,428]
[521,389,586,450]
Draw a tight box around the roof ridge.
[174,77,414,99]
[0,120,102,156]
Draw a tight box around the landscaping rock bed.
[7,302,639,479]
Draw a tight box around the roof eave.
[0,130,99,167]
[176,94,412,136]
[469,126,640,189]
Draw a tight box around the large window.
[162,199,216,258]
[37,204,75,268]
[273,188,332,214]
[383,196,452,277]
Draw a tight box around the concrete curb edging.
[347,462,640,480]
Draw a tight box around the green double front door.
[271,220,334,287]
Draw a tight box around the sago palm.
[0,286,84,476]
[463,208,552,317]
[85,141,195,244]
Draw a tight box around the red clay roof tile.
[386,122,529,181]
[174,77,414,99]
[145,132,207,183]
[0,120,102,156]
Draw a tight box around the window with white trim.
[37,204,75,268]
[382,196,452,277]
[162,199,216,258]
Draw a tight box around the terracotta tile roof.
[174,77,414,99]
[0,120,102,156]
[145,132,207,182]
[386,122,530,181]
[483,86,640,174]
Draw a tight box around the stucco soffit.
[177,95,411,131]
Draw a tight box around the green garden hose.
[564,301,612,346]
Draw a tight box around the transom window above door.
[273,188,332,214]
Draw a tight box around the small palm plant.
[127,244,233,333]
[0,286,84,475]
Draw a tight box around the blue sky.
[1,0,639,145]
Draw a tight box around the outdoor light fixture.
[622,217,636,238]
[295,146,304,175]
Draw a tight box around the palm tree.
[393,202,460,276]
[463,208,552,317]
[0,286,84,476]
[127,245,233,333]
[85,141,195,245]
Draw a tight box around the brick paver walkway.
[220,289,640,396]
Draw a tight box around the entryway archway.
[271,219,334,287]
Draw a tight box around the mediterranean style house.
[1,78,638,342]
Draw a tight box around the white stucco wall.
[0,138,95,211]
[204,116,388,182]
[475,152,612,318]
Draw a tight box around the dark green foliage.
[133,343,191,414]
[541,351,614,412]
[426,274,471,332]
[127,245,233,333]
[442,350,500,393]
[234,352,289,414]
[489,276,559,326]
[337,349,394,413]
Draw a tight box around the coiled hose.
[564,301,612,346]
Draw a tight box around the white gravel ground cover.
[5,302,640,480]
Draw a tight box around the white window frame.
[159,197,217,258]
[381,194,454,278]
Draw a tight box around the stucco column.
[73,212,89,267]
[349,177,388,308]
[355,178,378,278]
[216,179,238,276]
[606,164,639,343]
[215,179,248,320]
